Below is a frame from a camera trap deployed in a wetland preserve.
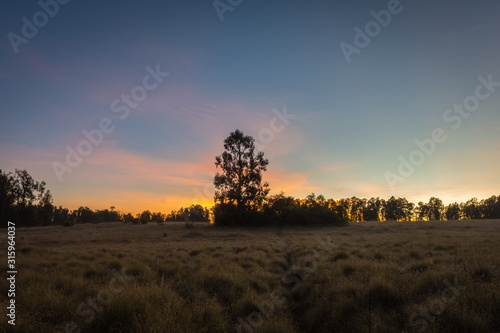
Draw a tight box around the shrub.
[213,203,270,226]
[213,203,238,226]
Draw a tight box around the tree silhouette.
[416,201,429,221]
[427,197,444,220]
[463,198,482,220]
[214,129,269,211]
[383,196,412,221]
[480,196,500,219]
[350,196,365,222]
[363,197,383,221]
[0,169,48,227]
[445,202,461,220]
[0,170,15,225]
[213,129,270,226]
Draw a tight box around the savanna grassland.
[1,220,499,333]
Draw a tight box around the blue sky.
[1,0,499,213]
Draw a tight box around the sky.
[0,0,499,215]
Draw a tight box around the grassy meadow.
[1,220,499,332]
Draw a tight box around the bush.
[213,203,239,226]
[213,203,270,227]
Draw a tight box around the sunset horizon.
[2,2,500,332]
[1,0,499,215]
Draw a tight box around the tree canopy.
[214,129,270,211]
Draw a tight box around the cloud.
[0,141,217,213]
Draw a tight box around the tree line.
[2,128,499,228]
[211,130,500,226]
[212,190,500,226]
[262,193,500,223]
[0,169,209,227]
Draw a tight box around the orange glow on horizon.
[55,194,215,216]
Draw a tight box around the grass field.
[1,220,499,332]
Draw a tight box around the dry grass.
[1,220,499,332]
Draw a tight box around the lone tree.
[213,129,269,225]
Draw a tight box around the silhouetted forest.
[211,130,500,226]
[2,168,498,228]
[212,192,500,226]
[0,169,209,227]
